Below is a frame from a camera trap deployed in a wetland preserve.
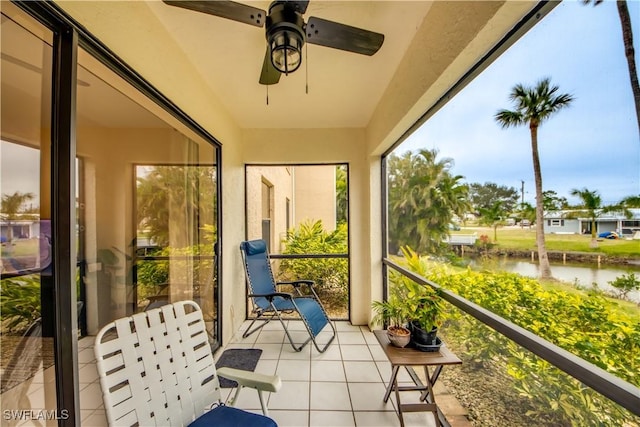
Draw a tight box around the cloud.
[398,1,639,205]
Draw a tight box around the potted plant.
[390,247,445,350]
[400,278,444,350]
[371,297,411,348]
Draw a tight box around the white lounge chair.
[94,300,280,426]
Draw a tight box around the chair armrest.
[217,367,282,393]
[277,280,318,298]
[248,292,293,300]
[278,280,315,288]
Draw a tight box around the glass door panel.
[75,50,220,345]
[1,6,59,423]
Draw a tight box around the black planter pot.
[409,320,438,346]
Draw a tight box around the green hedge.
[391,250,640,426]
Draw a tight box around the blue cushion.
[243,240,267,256]
[188,405,277,427]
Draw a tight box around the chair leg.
[310,320,337,353]
[227,381,271,417]
[242,311,277,338]
[228,385,244,407]
[257,390,268,416]
[272,306,311,352]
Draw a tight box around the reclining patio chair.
[94,300,280,426]
[240,239,336,353]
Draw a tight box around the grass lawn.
[0,239,40,257]
[453,226,640,257]
[538,277,640,321]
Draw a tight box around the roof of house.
[544,208,640,221]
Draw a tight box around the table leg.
[393,368,405,427]
[420,364,443,402]
[423,365,441,427]
[383,365,400,403]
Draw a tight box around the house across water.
[543,208,640,238]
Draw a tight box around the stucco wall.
[242,129,374,324]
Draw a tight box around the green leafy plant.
[400,257,639,426]
[278,220,348,307]
[371,297,408,329]
[0,275,41,334]
[371,296,411,347]
[389,246,444,332]
[135,224,217,301]
[608,273,640,300]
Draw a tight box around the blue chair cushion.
[244,240,267,256]
[188,405,277,427]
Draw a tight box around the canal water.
[469,258,640,303]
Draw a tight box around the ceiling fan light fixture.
[269,29,303,74]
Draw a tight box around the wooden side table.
[374,330,462,427]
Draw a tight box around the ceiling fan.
[162,1,385,85]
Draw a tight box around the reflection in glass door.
[134,165,218,342]
[0,7,59,423]
[75,48,220,351]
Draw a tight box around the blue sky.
[400,0,640,206]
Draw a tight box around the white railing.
[443,233,477,245]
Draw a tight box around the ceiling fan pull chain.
[266,84,269,106]
[305,43,309,94]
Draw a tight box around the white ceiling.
[145,1,432,129]
[7,1,538,138]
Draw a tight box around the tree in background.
[387,149,470,255]
[468,182,519,214]
[335,165,348,225]
[620,194,640,208]
[478,200,507,242]
[136,166,217,248]
[495,78,574,280]
[542,190,569,211]
[582,0,640,136]
[1,191,35,242]
[517,202,537,226]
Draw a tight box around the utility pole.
[520,180,525,206]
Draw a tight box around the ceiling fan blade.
[259,48,281,85]
[305,16,384,56]
[162,1,265,27]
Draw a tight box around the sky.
[2,1,639,207]
[399,0,640,206]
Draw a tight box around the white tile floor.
[3,321,442,426]
[217,320,438,427]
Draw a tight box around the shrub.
[394,251,640,426]
[0,275,41,334]
[278,220,348,306]
[608,273,640,300]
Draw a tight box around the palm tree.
[620,194,640,208]
[582,0,640,136]
[335,165,348,224]
[387,149,470,255]
[495,78,574,279]
[136,166,216,247]
[478,200,506,242]
[570,188,602,245]
[1,191,35,242]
